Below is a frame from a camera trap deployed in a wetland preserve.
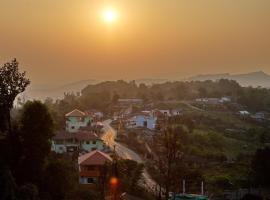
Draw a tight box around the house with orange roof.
[65,109,93,132]
[51,109,106,153]
[78,150,112,184]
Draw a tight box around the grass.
[192,129,258,159]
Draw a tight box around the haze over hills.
[22,71,270,101]
[187,71,270,88]
[22,79,100,100]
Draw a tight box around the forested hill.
[77,79,270,112]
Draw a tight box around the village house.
[52,109,106,153]
[237,110,251,119]
[78,150,112,184]
[251,111,270,122]
[195,98,220,105]
[158,109,171,116]
[127,113,157,130]
[196,97,232,105]
[171,108,183,116]
[85,109,104,121]
[220,96,232,103]
[65,109,93,132]
[52,130,105,153]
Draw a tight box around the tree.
[251,147,270,187]
[0,165,17,200]
[111,92,120,104]
[118,159,144,194]
[0,58,30,134]
[198,87,208,97]
[18,101,54,185]
[42,155,77,200]
[153,126,186,199]
[18,183,39,200]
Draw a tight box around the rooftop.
[65,109,86,117]
[78,150,112,165]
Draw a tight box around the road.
[101,119,157,192]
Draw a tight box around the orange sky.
[0,0,270,86]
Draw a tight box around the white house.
[251,112,270,121]
[220,96,232,103]
[238,111,250,118]
[171,108,183,116]
[196,98,220,104]
[127,114,157,130]
[51,130,105,153]
[65,109,92,132]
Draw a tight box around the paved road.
[101,119,157,192]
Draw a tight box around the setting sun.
[102,8,117,24]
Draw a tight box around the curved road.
[101,119,156,192]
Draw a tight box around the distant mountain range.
[187,71,270,88]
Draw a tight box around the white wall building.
[128,115,157,130]
[65,109,92,132]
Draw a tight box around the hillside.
[188,71,270,88]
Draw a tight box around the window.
[92,140,96,144]
[55,140,63,144]
[86,141,90,144]
[87,177,95,184]
[71,126,75,129]
[143,121,147,127]
[87,166,95,171]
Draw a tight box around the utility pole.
[110,145,119,200]
[182,179,186,194]
[201,181,204,195]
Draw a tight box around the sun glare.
[103,8,117,24]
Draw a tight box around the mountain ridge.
[187,71,270,87]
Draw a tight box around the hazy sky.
[1,0,270,86]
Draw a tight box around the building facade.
[52,130,105,153]
[65,109,93,132]
[78,150,112,184]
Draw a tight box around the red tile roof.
[78,150,112,166]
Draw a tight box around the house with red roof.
[78,150,112,184]
[52,130,105,153]
[65,109,93,132]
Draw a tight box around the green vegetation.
[0,59,153,200]
[1,59,270,199]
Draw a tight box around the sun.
[102,8,117,24]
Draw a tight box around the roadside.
[101,119,157,192]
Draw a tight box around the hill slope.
[188,71,270,87]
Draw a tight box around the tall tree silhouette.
[0,58,30,134]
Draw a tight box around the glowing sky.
[0,0,270,85]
